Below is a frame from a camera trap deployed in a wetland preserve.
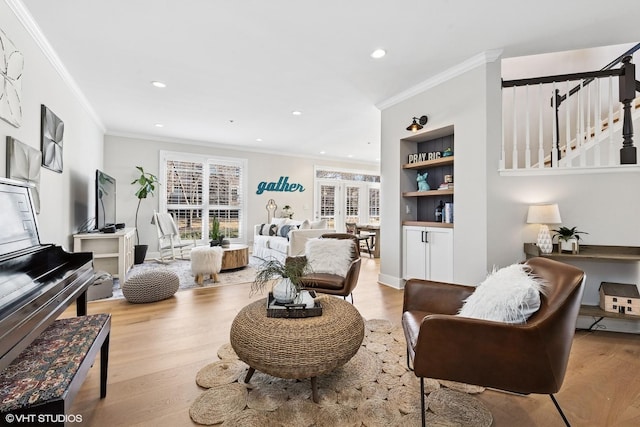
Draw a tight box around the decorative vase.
[221,238,230,248]
[295,290,315,309]
[272,278,298,304]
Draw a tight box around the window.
[160,151,247,242]
[314,166,380,231]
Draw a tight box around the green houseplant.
[252,257,311,303]
[209,216,223,246]
[131,166,159,264]
[552,226,588,253]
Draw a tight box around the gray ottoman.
[122,270,180,303]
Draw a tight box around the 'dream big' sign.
[256,176,306,194]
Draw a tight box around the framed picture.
[0,28,24,128]
[40,104,64,173]
[6,137,42,213]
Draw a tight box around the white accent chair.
[152,211,196,263]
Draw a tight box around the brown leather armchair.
[288,233,361,302]
[402,257,585,427]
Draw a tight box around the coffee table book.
[266,292,323,318]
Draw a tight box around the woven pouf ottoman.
[191,246,223,285]
[122,270,180,303]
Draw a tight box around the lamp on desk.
[527,204,562,254]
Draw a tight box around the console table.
[524,243,640,326]
[74,228,136,280]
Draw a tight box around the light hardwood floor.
[66,258,640,426]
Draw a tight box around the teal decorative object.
[442,147,453,157]
[417,172,430,191]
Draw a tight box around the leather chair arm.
[413,314,558,394]
[403,279,475,315]
[342,257,361,295]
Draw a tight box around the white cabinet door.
[403,226,427,279]
[403,226,453,282]
[426,228,453,282]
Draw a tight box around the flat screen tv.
[95,169,117,231]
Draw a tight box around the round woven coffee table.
[230,296,364,402]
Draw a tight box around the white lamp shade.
[526,204,562,225]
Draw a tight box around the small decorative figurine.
[442,147,453,157]
[417,172,430,191]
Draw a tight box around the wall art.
[40,104,64,173]
[256,176,305,194]
[0,28,24,127]
[6,137,42,213]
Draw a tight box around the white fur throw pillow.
[305,238,353,277]
[458,264,546,324]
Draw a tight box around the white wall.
[0,2,104,250]
[380,60,501,288]
[104,134,378,254]
[381,47,640,331]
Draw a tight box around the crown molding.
[6,0,105,131]
[105,130,380,167]
[376,49,504,110]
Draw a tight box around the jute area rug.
[190,319,493,427]
[108,259,257,300]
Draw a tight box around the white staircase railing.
[500,47,639,173]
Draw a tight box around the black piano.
[0,178,94,372]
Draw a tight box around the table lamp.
[526,204,561,254]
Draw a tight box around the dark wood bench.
[0,313,111,426]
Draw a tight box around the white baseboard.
[378,273,405,289]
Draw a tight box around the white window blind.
[160,151,247,242]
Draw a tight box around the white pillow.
[310,219,327,229]
[458,264,546,324]
[271,217,287,226]
[299,219,311,230]
[305,238,353,277]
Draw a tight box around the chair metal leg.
[343,293,354,304]
[420,377,426,427]
[549,394,571,427]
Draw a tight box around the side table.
[230,296,364,402]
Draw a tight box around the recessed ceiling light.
[155,123,164,128]
[256,138,263,142]
[292,111,302,116]
[320,151,326,155]
[151,81,166,88]
[347,154,354,158]
[371,49,386,59]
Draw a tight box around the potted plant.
[252,257,312,304]
[281,205,294,219]
[131,166,159,264]
[552,226,588,253]
[209,216,223,246]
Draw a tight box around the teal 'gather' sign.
[256,176,305,195]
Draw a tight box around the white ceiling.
[17,0,640,164]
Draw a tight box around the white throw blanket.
[155,212,180,236]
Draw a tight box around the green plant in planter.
[251,257,311,297]
[552,226,588,242]
[209,216,223,245]
[131,166,159,246]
